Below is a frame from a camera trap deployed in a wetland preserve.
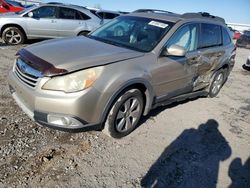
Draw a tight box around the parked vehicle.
[233,31,241,40]
[242,55,250,71]
[237,30,250,48]
[96,10,122,23]
[0,0,24,14]
[5,0,34,9]
[86,8,127,24]
[0,3,101,44]
[8,11,236,138]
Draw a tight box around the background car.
[0,3,102,44]
[96,10,126,23]
[0,0,24,13]
[86,7,128,24]
[5,0,34,8]
[236,30,250,48]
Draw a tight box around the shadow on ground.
[138,96,206,128]
[228,157,250,188]
[141,119,232,188]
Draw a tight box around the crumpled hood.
[23,37,144,75]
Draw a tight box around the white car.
[0,3,101,45]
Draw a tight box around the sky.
[44,0,250,24]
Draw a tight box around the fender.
[99,78,155,126]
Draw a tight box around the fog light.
[47,114,82,127]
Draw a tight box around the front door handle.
[51,20,57,23]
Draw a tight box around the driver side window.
[167,24,199,52]
[32,6,57,19]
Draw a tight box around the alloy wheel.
[115,97,141,133]
[5,29,22,45]
[211,73,224,95]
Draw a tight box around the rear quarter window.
[199,23,222,48]
[222,27,232,46]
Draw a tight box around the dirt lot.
[0,39,249,188]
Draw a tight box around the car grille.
[14,58,42,88]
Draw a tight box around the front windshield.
[89,16,174,52]
[15,6,34,15]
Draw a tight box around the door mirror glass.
[28,12,34,18]
[162,44,187,57]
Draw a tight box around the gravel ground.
[0,39,249,188]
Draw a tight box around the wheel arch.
[1,24,27,39]
[100,79,155,128]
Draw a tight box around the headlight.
[42,66,103,93]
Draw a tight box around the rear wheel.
[2,27,25,45]
[208,70,225,98]
[103,89,144,138]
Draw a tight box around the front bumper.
[8,71,103,132]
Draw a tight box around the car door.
[25,6,58,38]
[57,7,91,37]
[153,23,200,99]
[193,23,225,90]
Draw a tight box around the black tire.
[78,31,89,36]
[103,89,144,138]
[2,27,25,45]
[208,69,225,98]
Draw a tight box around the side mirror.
[28,12,34,18]
[162,44,187,57]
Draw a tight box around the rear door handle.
[51,20,57,23]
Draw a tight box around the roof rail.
[133,9,176,15]
[181,12,225,23]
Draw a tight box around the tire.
[103,89,144,138]
[208,70,225,98]
[2,27,25,45]
[78,31,89,36]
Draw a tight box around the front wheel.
[2,27,25,45]
[103,89,144,138]
[208,70,225,98]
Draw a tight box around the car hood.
[21,37,144,76]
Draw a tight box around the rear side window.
[58,7,90,20]
[59,7,76,19]
[97,12,119,19]
[77,11,91,20]
[199,23,222,48]
[222,27,232,46]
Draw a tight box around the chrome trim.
[14,58,42,88]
